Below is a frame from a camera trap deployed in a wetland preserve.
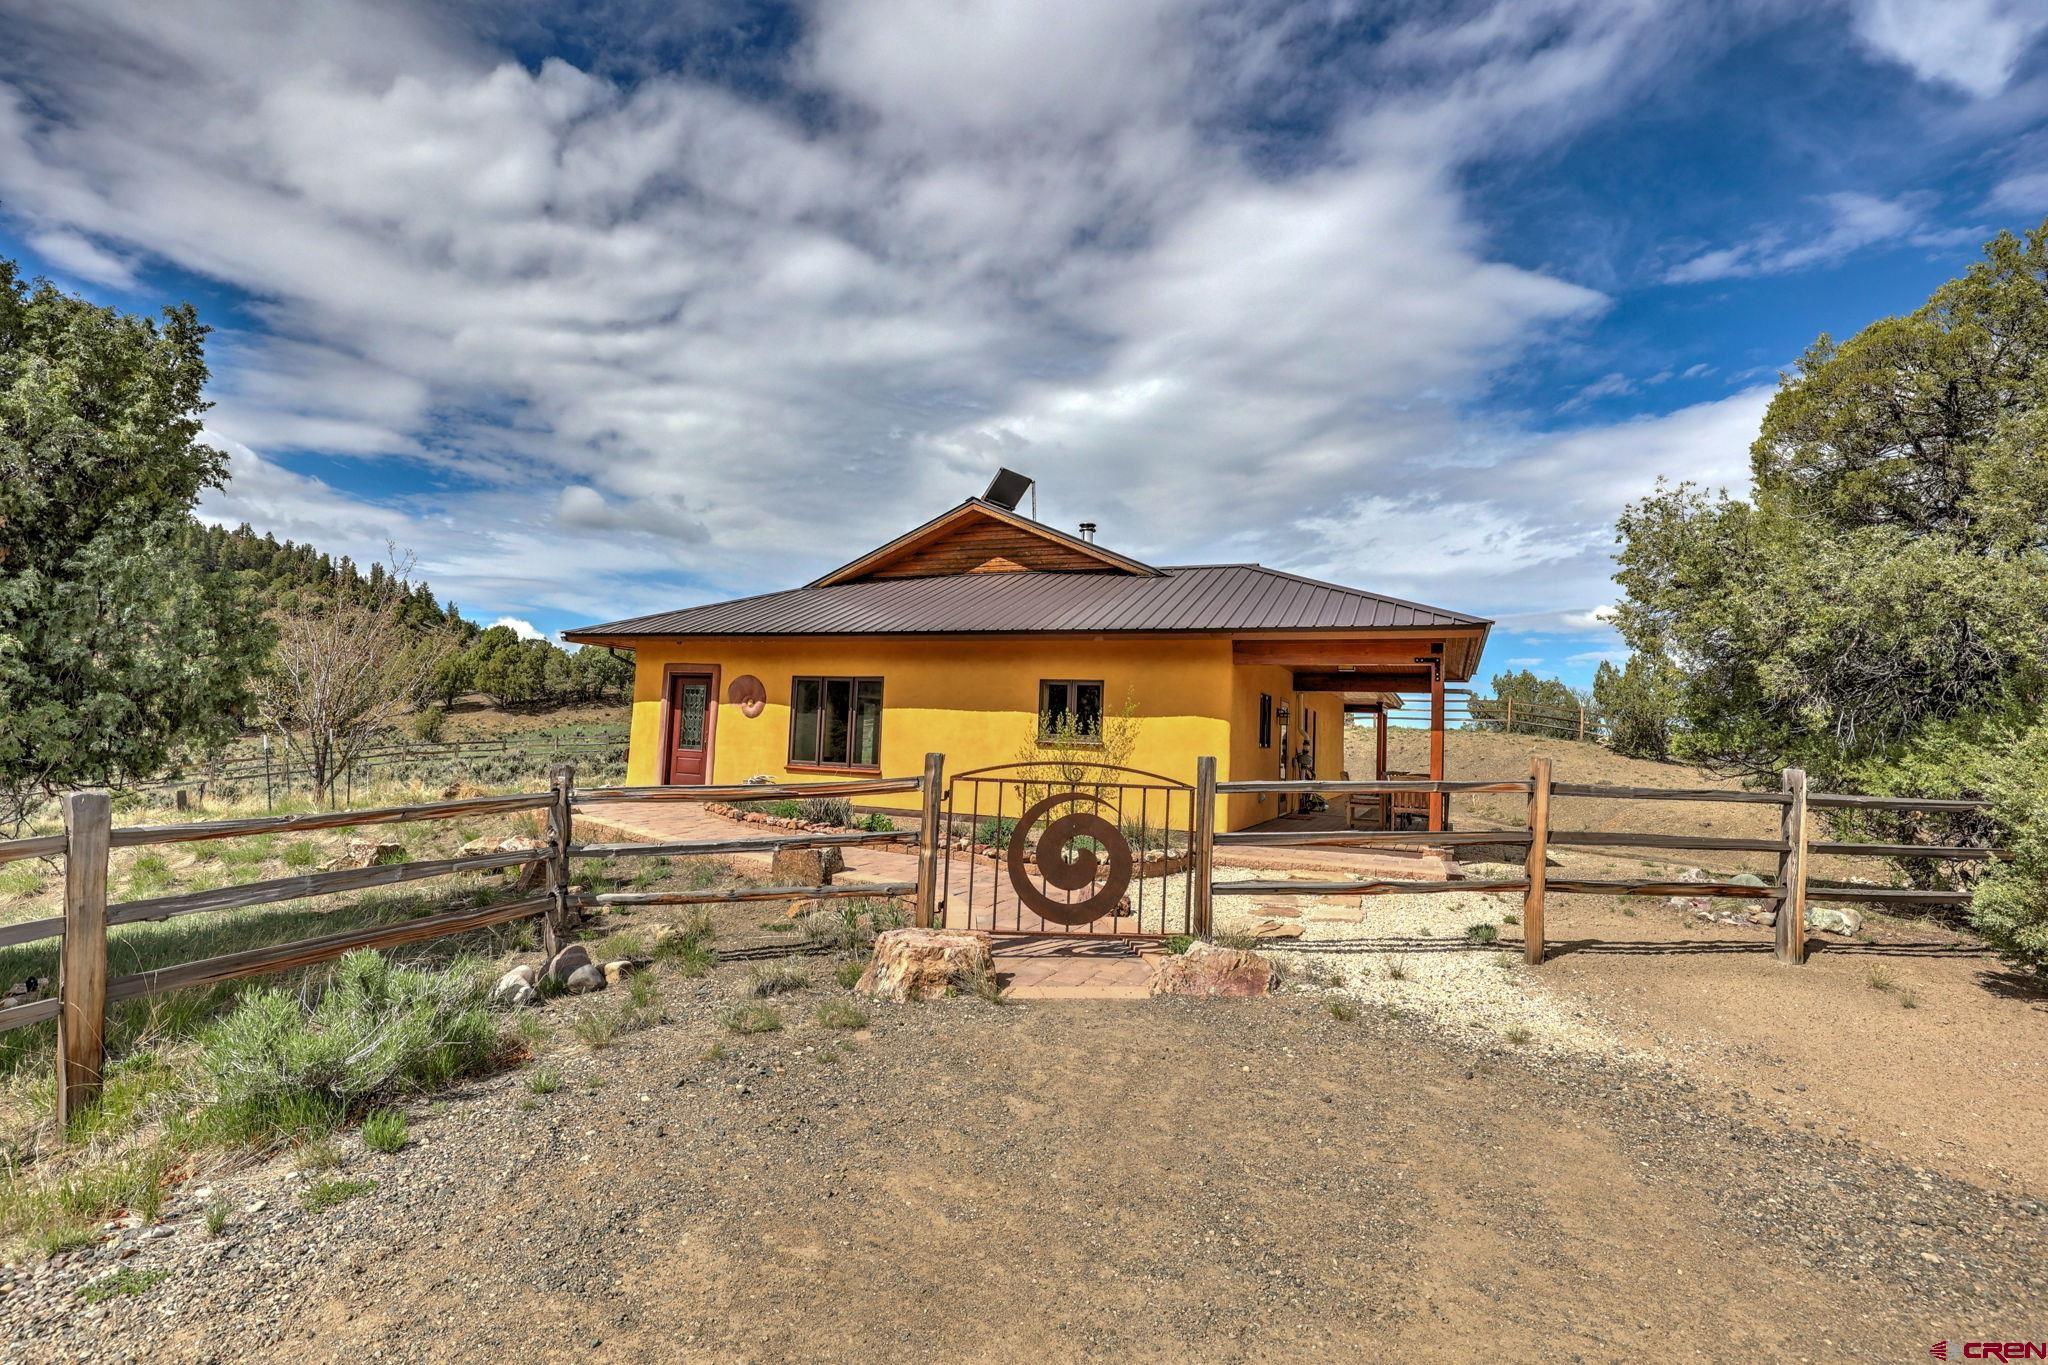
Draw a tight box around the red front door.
[666,673,714,785]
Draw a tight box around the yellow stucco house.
[564,480,1490,833]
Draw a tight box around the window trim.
[1037,678,1106,745]
[1258,692,1273,748]
[787,674,884,772]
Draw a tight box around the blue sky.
[3,0,2046,690]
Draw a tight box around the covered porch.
[1232,628,1487,833]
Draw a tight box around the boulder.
[492,966,538,1003]
[500,836,550,893]
[770,845,846,887]
[1806,905,1864,937]
[499,982,539,1008]
[1730,872,1768,888]
[564,964,608,994]
[544,944,593,984]
[856,928,994,1002]
[1147,941,1278,999]
[602,959,645,986]
[344,839,404,869]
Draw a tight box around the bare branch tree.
[257,551,453,804]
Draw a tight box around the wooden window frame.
[1037,679,1106,745]
[787,675,884,772]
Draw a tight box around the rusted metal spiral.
[1004,792,1133,927]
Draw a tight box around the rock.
[856,928,994,1002]
[1148,941,1278,999]
[770,846,846,886]
[602,959,645,986]
[1806,905,1863,936]
[499,836,550,893]
[1730,872,1768,887]
[493,967,538,1003]
[458,837,496,857]
[565,964,607,994]
[1747,907,1779,927]
[1248,919,1305,940]
[544,944,593,984]
[499,982,539,1008]
[344,838,404,868]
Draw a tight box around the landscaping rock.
[492,966,538,1003]
[856,928,994,1002]
[1147,941,1279,999]
[1248,919,1306,940]
[564,964,607,994]
[502,837,550,893]
[1731,872,1768,887]
[602,959,645,986]
[1806,905,1864,936]
[343,839,404,868]
[499,982,539,1008]
[544,944,593,983]
[770,845,846,886]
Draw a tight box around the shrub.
[409,705,448,744]
[1502,1026,1533,1046]
[974,816,1017,849]
[854,812,895,833]
[1162,934,1194,955]
[1464,923,1499,945]
[1971,717,2048,975]
[361,1108,408,1154]
[190,950,499,1145]
[797,797,852,827]
[740,798,803,819]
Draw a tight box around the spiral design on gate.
[1005,792,1134,927]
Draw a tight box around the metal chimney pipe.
[1078,521,1097,542]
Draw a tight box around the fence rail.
[1215,764,1991,966]
[1,748,1994,1123]
[6,758,951,1124]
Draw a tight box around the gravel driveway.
[5,926,2043,1362]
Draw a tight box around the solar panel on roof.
[982,467,1033,510]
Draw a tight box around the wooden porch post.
[1427,661,1446,831]
[1373,704,1390,830]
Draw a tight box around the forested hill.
[186,521,631,708]
[188,521,474,640]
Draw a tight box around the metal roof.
[566,564,1490,640]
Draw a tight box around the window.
[789,676,883,768]
[1258,693,1273,748]
[1038,679,1104,742]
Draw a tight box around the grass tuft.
[1327,998,1359,1023]
[1464,923,1499,945]
[815,999,868,1030]
[747,962,808,997]
[526,1066,562,1095]
[834,959,866,989]
[204,1200,231,1237]
[300,1177,375,1213]
[718,1003,783,1035]
[78,1267,168,1303]
[361,1108,408,1154]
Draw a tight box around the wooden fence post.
[1524,756,1551,964]
[56,790,111,1125]
[545,764,574,961]
[914,752,945,929]
[1191,756,1218,938]
[1776,767,1809,965]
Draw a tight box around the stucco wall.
[622,633,1263,824]
[1223,664,1344,830]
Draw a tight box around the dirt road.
[11,959,2042,1362]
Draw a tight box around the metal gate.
[938,763,1197,938]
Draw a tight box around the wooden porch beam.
[1291,669,1433,692]
[1237,639,1447,668]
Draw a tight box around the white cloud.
[0,0,1779,634]
[1848,0,2048,98]
[1665,191,1981,284]
[1991,167,2048,212]
[24,228,135,287]
[488,616,543,640]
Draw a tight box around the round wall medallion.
[727,674,767,717]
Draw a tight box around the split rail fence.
[0,750,1993,1122]
[1202,757,1993,964]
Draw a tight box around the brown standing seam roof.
[565,565,1490,640]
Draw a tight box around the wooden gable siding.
[860,518,1111,579]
